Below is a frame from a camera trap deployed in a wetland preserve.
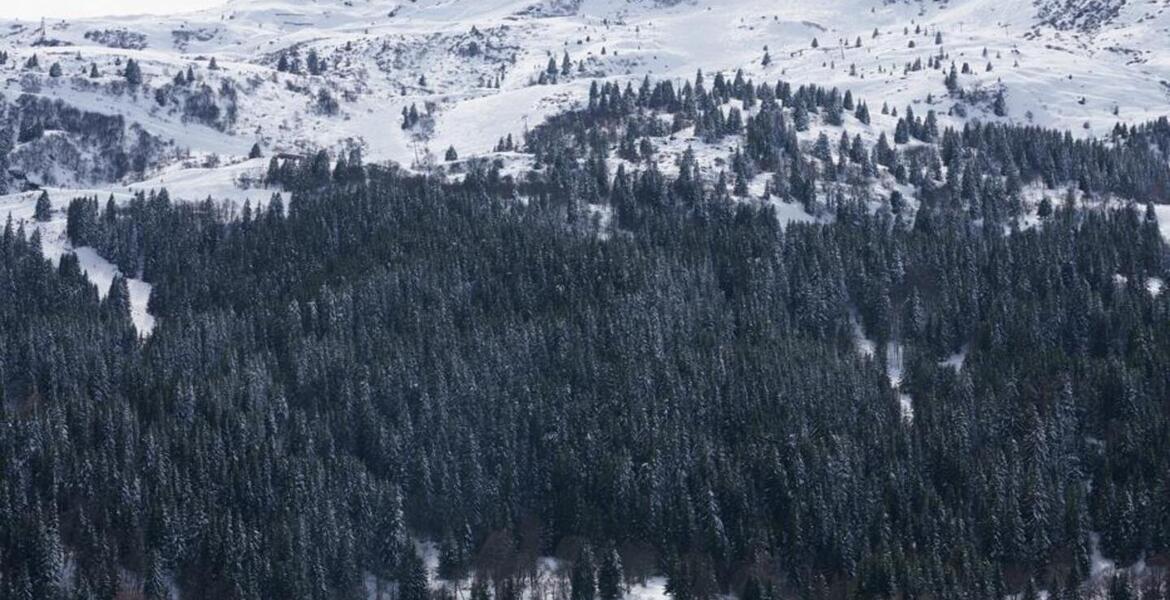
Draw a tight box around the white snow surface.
[1155,206,1170,242]
[941,348,968,370]
[3,0,1169,192]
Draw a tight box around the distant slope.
[0,0,1166,198]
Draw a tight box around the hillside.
[1,2,1170,600]
[0,0,1167,196]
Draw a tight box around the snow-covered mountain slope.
[0,0,1167,200]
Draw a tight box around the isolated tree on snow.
[89,63,100,78]
[249,143,263,159]
[855,102,870,124]
[34,191,52,222]
[444,146,458,162]
[403,103,420,128]
[889,190,905,214]
[124,58,142,85]
[944,66,961,95]
[48,62,62,77]
[811,37,819,49]
[1037,197,1053,218]
[992,90,1007,117]
[316,88,339,115]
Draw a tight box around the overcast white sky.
[7,0,227,20]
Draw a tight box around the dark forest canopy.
[2,74,1169,600]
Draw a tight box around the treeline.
[524,72,1170,214]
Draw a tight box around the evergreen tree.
[597,548,624,600]
[471,578,491,600]
[438,531,468,582]
[34,191,52,222]
[571,549,597,600]
[104,274,132,324]
[1109,575,1134,600]
[143,552,168,600]
[993,90,1007,116]
[1038,197,1053,218]
[124,58,143,85]
[399,548,430,600]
